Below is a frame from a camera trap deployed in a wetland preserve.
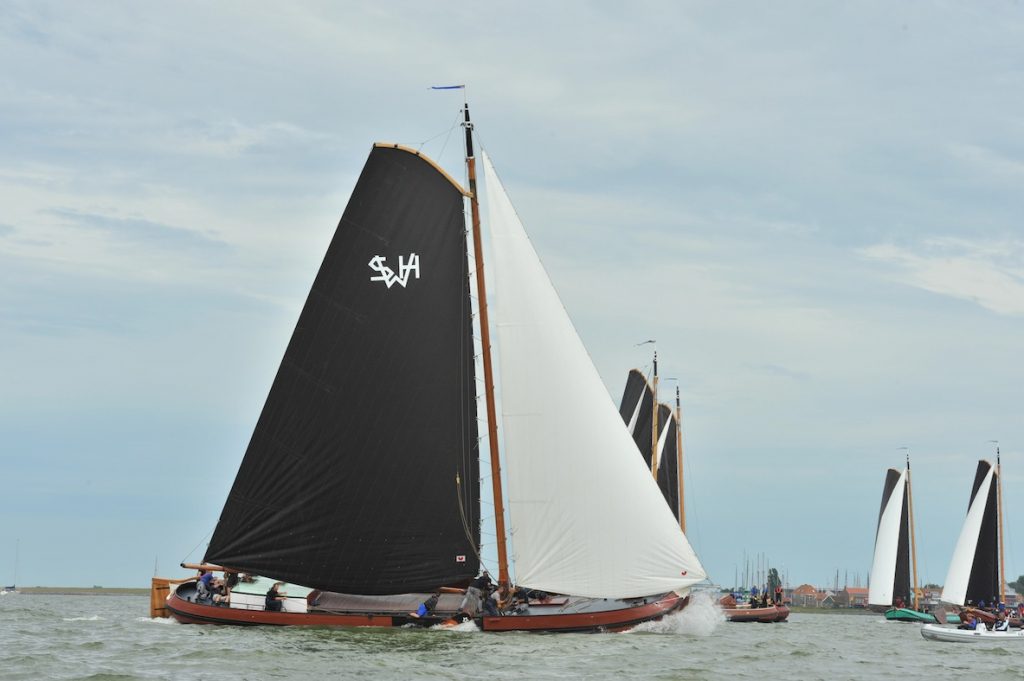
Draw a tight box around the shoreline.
[14,587,149,596]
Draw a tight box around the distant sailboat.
[618,364,786,622]
[2,539,18,594]
[922,453,1009,640]
[940,458,1003,610]
[868,459,939,622]
[155,102,706,631]
[616,364,684,524]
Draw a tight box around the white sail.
[868,469,907,607]
[941,463,996,605]
[656,413,673,469]
[482,151,706,599]
[626,390,644,436]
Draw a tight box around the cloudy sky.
[2,1,1023,591]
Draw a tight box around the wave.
[135,616,179,624]
[62,615,104,622]
[626,590,724,636]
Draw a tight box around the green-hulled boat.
[885,607,960,624]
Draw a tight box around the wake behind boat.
[154,101,706,632]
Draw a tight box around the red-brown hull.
[479,593,688,633]
[165,589,688,633]
[723,605,789,623]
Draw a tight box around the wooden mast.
[676,386,686,533]
[905,450,920,612]
[463,102,510,590]
[651,351,660,480]
[996,442,1006,606]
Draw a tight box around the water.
[2,592,1023,681]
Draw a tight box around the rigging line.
[436,108,463,164]
[455,473,492,577]
[417,108,463,157]
[180,528,215,566]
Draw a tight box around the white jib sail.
[941,463,995,605]
[482,151,706,599]
[868,469,907,607]
[626,388,645,436]
[656,413,673,469]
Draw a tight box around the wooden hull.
[723,605,789,623]
[163,582,688,633]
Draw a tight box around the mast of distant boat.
[675,386,685,532]
[462,97,510,591]
[651,351,660,480]
[904,450,920,611]
[995,441,1006,606]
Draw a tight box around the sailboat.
[617,367,787,623]
[922,455,1016,641]
[867,460,940,622]
[2,539,17,594]
[154,101,706,631]
[617,365,683,523]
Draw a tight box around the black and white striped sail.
[617,377,682,522]
[655,403,681,522]
[483,151,705,598]
[618,369,655,466]
[204,145,480,595]
[941,460,1000,606]
[868,468,911,607]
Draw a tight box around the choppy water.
[2,591,1023,681]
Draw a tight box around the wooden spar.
[997,445,1006,606]
[905,453,920,612]
[676,386,686,533]
[180,562,226,572]
[463,103,510,589]
[651,351,660,480]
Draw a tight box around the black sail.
[204,145,480,594]
[655,403,681,521]
[965,460,1000,606]
[617,369,654,467]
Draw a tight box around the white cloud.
[861,238,1024,316]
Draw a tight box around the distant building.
[836,587,869,608]
[791,584,818,607]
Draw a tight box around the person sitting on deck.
[995,613,1010,632]
[212,576,230,605]
[265,582,287,612]
[482,591,500,616]
[409,593,440,618]
[958,614,977,630]
[894,596,905,609]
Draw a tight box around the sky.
[1,1,1023,591]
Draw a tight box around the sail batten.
[483,151,705,599]
[204,146,480,595]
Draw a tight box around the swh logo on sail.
[368,254,420,288]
